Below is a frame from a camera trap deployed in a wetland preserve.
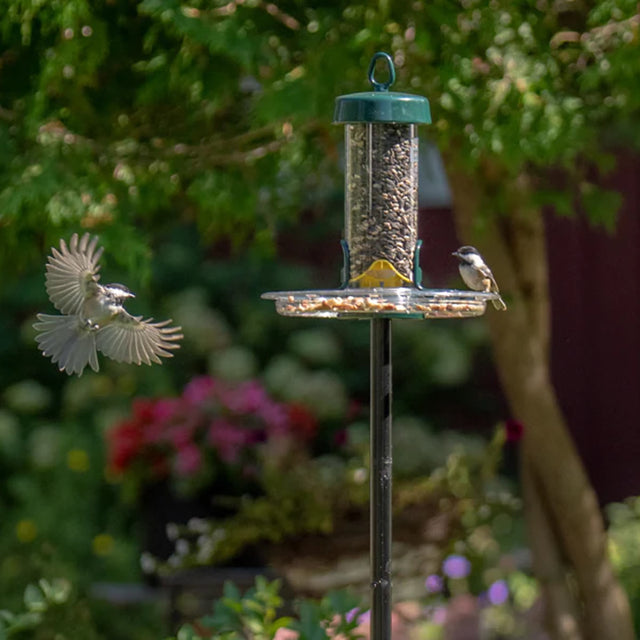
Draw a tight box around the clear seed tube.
[345,122,419,286]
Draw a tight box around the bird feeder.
[263,52,500,640]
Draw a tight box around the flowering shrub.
[419,552,541,638]
[167,570,544,640]
[107,376,320,499]
[166,577,364,640]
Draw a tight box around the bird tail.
[492,295,507,311]
[34,314,99,376]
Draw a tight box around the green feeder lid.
[334,52,431,124]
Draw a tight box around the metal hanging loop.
[368,52,396,92]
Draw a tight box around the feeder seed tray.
[262,288,498,319]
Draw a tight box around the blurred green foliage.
[2,0,640,280]
[608,497,640,635]
[0,574,163,639]
[166,577,363,640]
[0,578,82,639]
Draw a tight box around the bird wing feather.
[33,314,99,376]
[45,232,103,315]
[477,263,500,293]
[95,310,182,366]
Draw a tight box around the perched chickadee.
[34,233,183,376]
[452,245,507,311]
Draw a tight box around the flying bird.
[452,245,507,311]
[34,233,182,375]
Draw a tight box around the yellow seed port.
[350,259,413,288]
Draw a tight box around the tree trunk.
[522,454,583,639]
[447,166,634,640]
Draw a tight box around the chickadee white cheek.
[466,253,486,269]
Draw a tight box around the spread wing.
[45,233,103,315]
[95,311,182,366]
[33,314,99,376]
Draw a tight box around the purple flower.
[345,607,360,624]
[488,579,509,605]
[442,554,471,579]
[425,574,444,593]
[356,609,370,625]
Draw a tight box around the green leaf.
[533,189,574,217]
[6,611,43,632]
[580,183,623,232]
[323,590,361,616]
[47,578,72,604]
[221,580,241,602]
[292,602,329,640]
[23,584,47,613]
[176,624,204,640]
[271,616,295,631]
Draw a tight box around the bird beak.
[451,251,459,257]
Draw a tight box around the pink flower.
[168,422,197,448]
[273,629,298,640]
[430,605,447,625]
[259,402,290,434]
[140,402,182,444]
[229,380,268,413]
[153,398,180,422]
[183,376,216,406]
[208,419,251,464]
[175,444,203,476]
[109,372,346,499]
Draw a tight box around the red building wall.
[546,153,640,505]
[419,153,640,505]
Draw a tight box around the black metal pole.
[370,317,392,640]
